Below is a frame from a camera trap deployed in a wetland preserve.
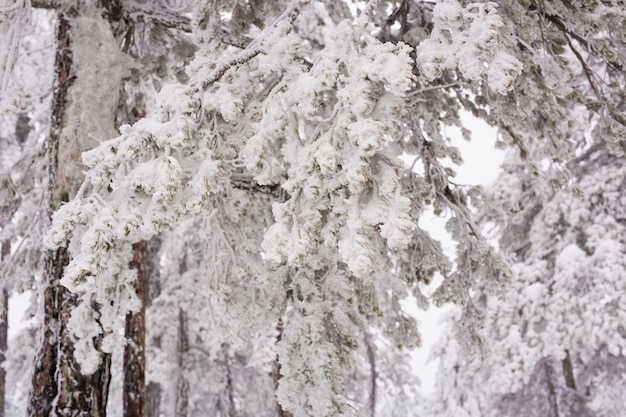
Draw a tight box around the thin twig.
[195,0,311,91]
[563,31,604,104]
[407,82,461,96]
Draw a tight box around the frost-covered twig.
[0,0,29,102]
[356,0,383,25]
[124,1,192,32]
[407,82,461,96]
[196,0,310,90]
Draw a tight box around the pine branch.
[123,2,191,32]
[31,0,193,32]
[230,176,285,199]
[195,0,311,91]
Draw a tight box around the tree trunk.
[219,346,236,417]
[543,360,560,417]
[124,240,148,417]
[273,318,293,417]
[28,14,111,417]
[562,349,577,390]
[145,237,162,417]
[175,309,189,417]
[0,240,9,417]
[56,282,112,416]
[146,382,161,417]
[364,331,377,417]
[27,14,72,416]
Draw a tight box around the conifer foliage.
[1,0,625,416]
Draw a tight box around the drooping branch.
[542,12,624,72]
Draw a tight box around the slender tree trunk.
[147,382,161,417]
[175,309,189,417]
[56,283,112,416]
[544,360,560,417]
[124,241,148,417]
[562,349,577,390]
[364,331,377,417]
[0,240,9,417]
[27,14,72,416]
[273,318,293,417]
[146,237,162,417]
[28,14,111,417]
[219,346,236,417]
[0,288,6,417]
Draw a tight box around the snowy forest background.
[1,0,626,416]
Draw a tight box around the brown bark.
[28,248,63,417]
[145,238,162,417]
[27,14,72,416]
[28,14,111,417]
[273,318,293,417]
[55,283,112,416]
[124,241,148,417]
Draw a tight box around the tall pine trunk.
[174,308,189,417]
[273,318,293,417]
[146,238,163,417]
[364,331,377,417]
[28,14,111,417]
[124,241,148,417]
[0,240,9,417]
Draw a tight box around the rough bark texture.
[27,14,73,416]
[0,240,9,417]
[124,241,148,417]
[273,318,293,417]
[56,288,112,416]
[145,238,162,417]
[28,14,111,417]
[28,248,63,417]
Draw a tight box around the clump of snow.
[416,0,522,95]
[487,51,524,95]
